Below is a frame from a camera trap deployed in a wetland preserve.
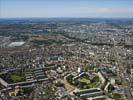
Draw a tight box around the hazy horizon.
[1,0,133,18]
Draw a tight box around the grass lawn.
[79,78,91,84]
[0,70,26,83]
[11,74,25,83]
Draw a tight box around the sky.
[0,0,133,18]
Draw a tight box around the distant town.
[0,18,133,100]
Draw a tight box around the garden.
[66,73,101,89]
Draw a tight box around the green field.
[0,70,26,83]
[11,74,25,83]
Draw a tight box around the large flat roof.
[8,42,25,47]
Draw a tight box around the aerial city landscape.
[0,18,132,100]
[0,0,133,100]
